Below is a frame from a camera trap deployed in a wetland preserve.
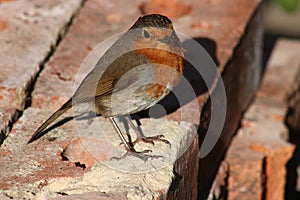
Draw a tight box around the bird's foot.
[133,134,170,146]
[111,148,163,162]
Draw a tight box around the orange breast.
[135,48,184,98]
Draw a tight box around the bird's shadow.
[34,37,219,139]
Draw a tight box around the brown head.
[130,14,183,56]
[129,14,185,98]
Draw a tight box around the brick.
[31,0,263,117]
[259,38,300,200]
[0,106,198,199]
[1,0,199,198]
[0,108,84,192]
[297,166,300,191]
[0,0,83,139]
[0,107,18,142]
[198,3,264,198]
[228,103,294,200]
[225,38,300,200]
[257,39,300,105]
[208,161,229,200]
[31,0,144,109]
[1,0,263,199]
[49,192,127,200]
[284,43,300,198]
[167,134,199,200]
[140,0,192,19]
[226,139,265,200]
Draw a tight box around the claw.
[110,149,163,162]
[133,134,170,146]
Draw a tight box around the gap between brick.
[0,0,87,145]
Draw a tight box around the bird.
[28,14,185,154]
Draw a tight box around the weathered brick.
[199,2,264,198]
[257,39,300,105]
[49,192,127,200]
[227,140,265,200]
[225,38,300,200]
[1,0,263,199]
[0,107,198,199]
[31,0,143,109]
[229,102,294,200]
[0,108,84,192]
[0,0,83,139]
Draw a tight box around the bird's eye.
[143,30,150,38]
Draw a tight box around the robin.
[28,14,185,153]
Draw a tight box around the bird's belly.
[96,83,172,117]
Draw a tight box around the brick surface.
[227,140,265,200]
[31,0,262,114]
[284,41,300,199]
[0,106,198,199]
[50,192,127,200]
[0,108,84,191]
[208,161,229,200]
[167,134,199,200]
[0,0,83,139]
[199,3,263,198]
[29,1,262,198]
[257,39,300,105]
[0,0,263,199]
[31,0,144,109]
[0,107,18,142]
[227,102,294,200]
[260,39,300,200]
[225,38,300,200]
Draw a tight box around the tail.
[27,98,73,144]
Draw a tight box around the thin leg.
[124,116,144,138]
[108,117,135,152]
[109,116,159,162]
[124,115,170,146]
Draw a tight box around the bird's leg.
[109,116,171,162]
[109,117,163,162]
[117,116,134,145]
[108,117,135,152]
[124,115,170,146]
[109,117,152,154]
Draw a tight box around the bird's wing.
[73,48,151,102]
[72,77,115,104]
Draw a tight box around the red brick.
[0,108,85,191]
[1,0,263,198]
[225,38,300,200]
[139,0,192,19]
[62,137,119,168]
[0,0,83,138]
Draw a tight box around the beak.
[159,34,181,47]
[159,36,172,44]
